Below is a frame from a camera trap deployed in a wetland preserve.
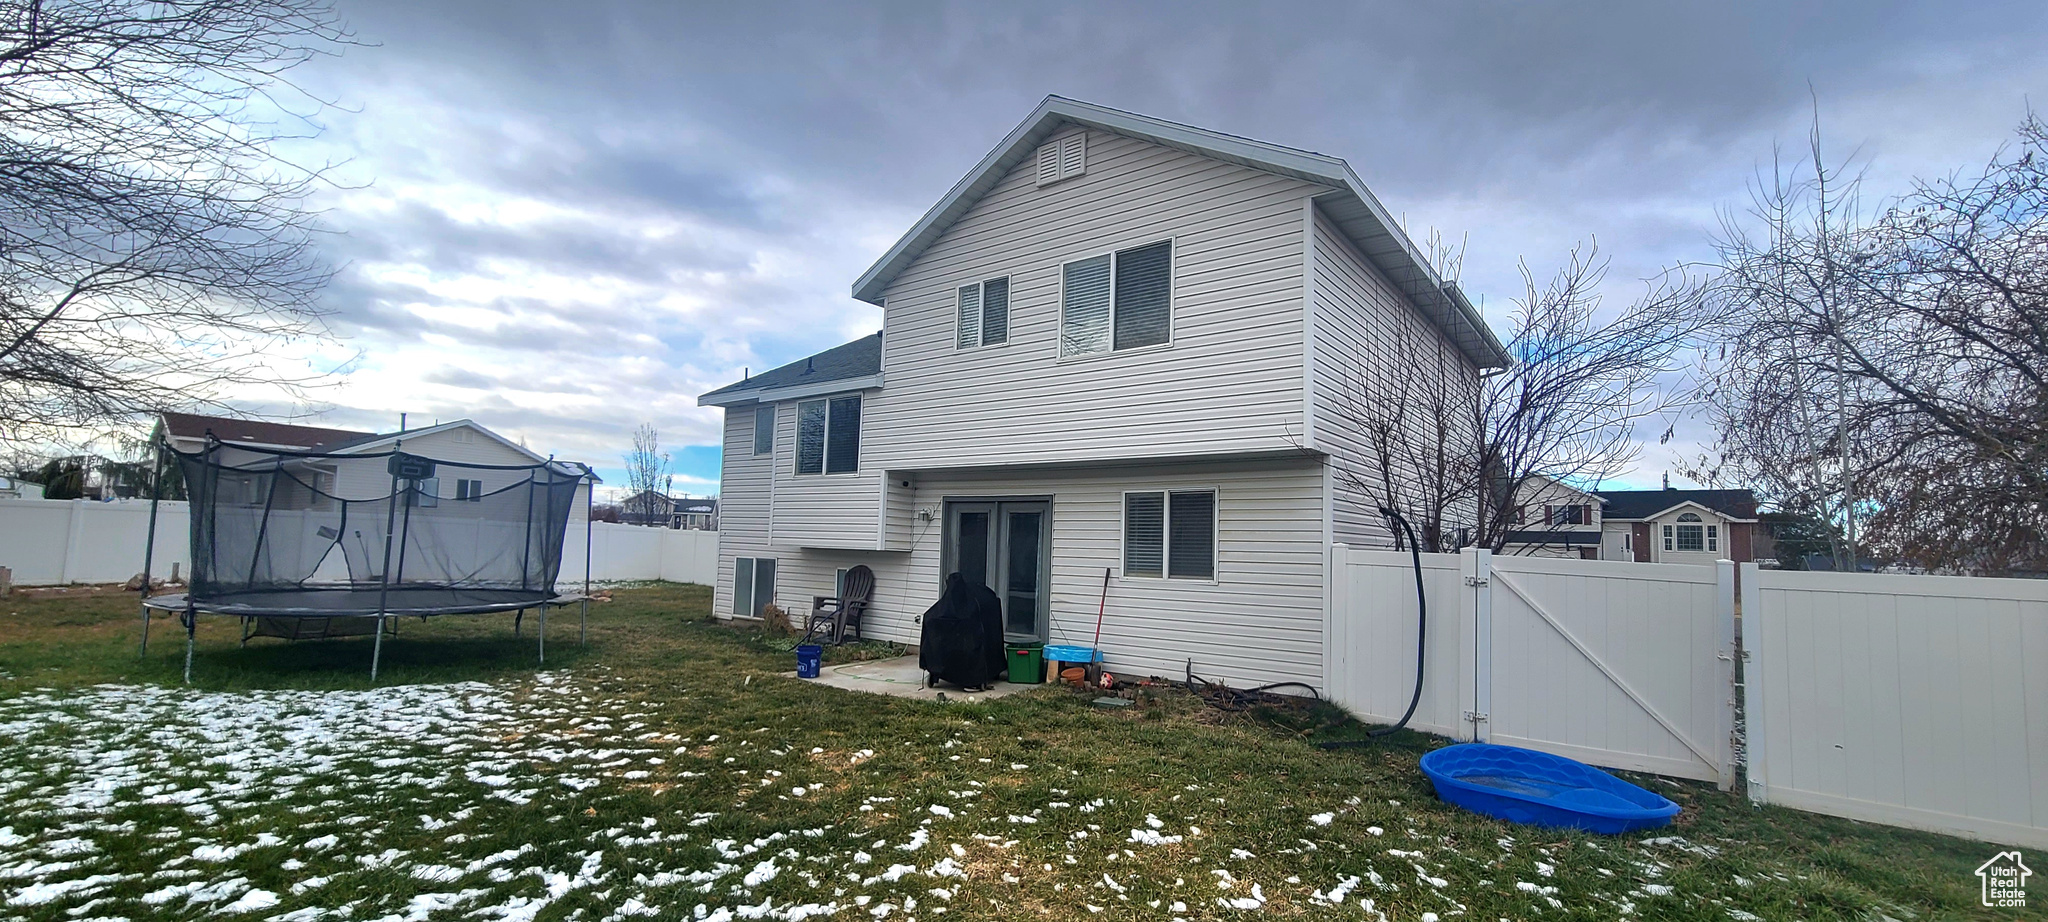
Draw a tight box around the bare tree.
[0,0,355,443]
[1328,243,1719,553]
[622,422,669,527]
[1699,113,2048,574]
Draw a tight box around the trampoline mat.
[143,587,565,617]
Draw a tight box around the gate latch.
[1463,710,1489,723]
[1463,576,1488,587]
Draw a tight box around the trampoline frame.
[139,433,597,683]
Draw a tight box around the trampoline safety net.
[169,438,587,616]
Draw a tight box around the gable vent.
[1034,132,1086,186]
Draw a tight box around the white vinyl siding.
[957,277,1009,349]
[868,129,1318,470]
[715,407,774,615]
[870,458,1326,689]
[1309,206,1483,549]
[770,394,886,550]
[1060,239,1172,357]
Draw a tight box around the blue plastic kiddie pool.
[1418,743,1681,834]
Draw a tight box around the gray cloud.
[277,0,2048,488]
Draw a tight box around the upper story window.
[1034,133,1085,186]
[752,405,774,456]
[795,394,861,475]
[1547,503,1591,526]
[1060,239,1172,357]
[957,277,1010,348]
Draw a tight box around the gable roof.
[698,332,883,406]
[1595,488,1760,522]
[850,95,1509,370]
[158,411,371,451]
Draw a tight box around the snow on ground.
[0,669,1751,921]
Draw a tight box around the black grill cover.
[920,573,1008,689]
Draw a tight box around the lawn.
[0,584,2013,921]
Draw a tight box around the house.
[617,490,719,529]
[0,476,43,500]
[1498,475,1605,558]
[154,412,597,553]
[674,497,718,531]
[1499,475,1761,565]
[699,96,1508,689]
[1596,487,1759,565]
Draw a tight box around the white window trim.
[955,276,1010,350]
[794,393,862,476]
[1057,237,1177,362]
[1118,487,1219,584]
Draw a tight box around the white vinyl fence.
[1325,546,1737,788]
[0,498,715,588]
[1743,564,2048,848]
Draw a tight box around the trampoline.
[137,432,596,682]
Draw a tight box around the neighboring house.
[154,412,596,534]
[1499,475,1605,558]
[617,491,719,529]
[699,96,1508,689]
[674,497,718,531]
[1596,488,1760,565]
[1503,476,1760,565]
[0,476,44,500]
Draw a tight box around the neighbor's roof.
[698,332,883,406]
[158,411,371,450]
[1595,489,1760,522]
[851,95,1510,370]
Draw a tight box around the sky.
[262,0,2048,496]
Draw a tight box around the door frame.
[941,495,1053,642]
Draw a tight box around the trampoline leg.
[371,616,386,683]
[580,599,588,645]
[182,611,195,685]
[538,606,546,666]
[139,605,150,657]
[240,617,251,648]
[515,609,524,636]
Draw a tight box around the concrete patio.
[784,656,1037,701]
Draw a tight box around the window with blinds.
[956,276,1009,349]
[1123,489,1216,580]
[796,395,862,475]
[752,405,774,456]
[1061,239,1172,357]
[1034,133,1086,186]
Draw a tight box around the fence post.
[1738,561,1766,804]
[1463,547,1492,743]
[1715,559,1738,792]
[1324,544,1348,712]
[57,499,87,584]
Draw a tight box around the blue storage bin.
[1042,644,1101,664]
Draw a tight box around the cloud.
[237,0,2048,491]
